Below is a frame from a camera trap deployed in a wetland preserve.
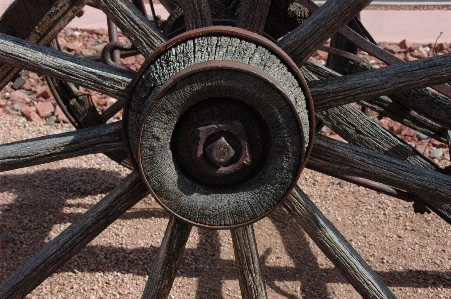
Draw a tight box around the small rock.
[66,41,81,51]
[4,92,10,99]
[0,99,6,107]
[21,81,31,91]
[0,109,4,116]
[28,111,42,122]
[9,90,29,105]
[430,148,443,159]
[436,42,449,51]
[13,103,22,111]
[416,131,429,141]
[35,101,55,118]
[398,39,412,50]
[94,28,108,35]
[34,86,52,99]
[55,105,70,123]
[45,116,57,126]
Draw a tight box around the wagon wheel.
[1,0,451,298]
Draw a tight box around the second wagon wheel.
[1,0,451,298]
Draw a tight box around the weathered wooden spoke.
[285,186,396,299]
[231,225,267,299]
[0,0,89,89]
[305,60,449,143]
[310,54,451,121]
[179,0,213,30]
[142,217,192,299]
[235,0,271,34]
[309,135,451,204]
[0,172,149,299]
[0,34,135,100]
[0,122,123,172]
[278,0,372,65]
[94,0,166,57]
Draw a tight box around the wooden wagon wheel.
[1,0,451,298]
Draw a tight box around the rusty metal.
[319,45,369,65]
[101,41,133,70]
[107,18,121,63]
[197,121,251,175]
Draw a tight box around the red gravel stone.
[35,101,55,118]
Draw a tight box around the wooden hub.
[124,27,314,228]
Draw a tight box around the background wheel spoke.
[94,0,166,56]
[231,225,267,299]
[0,122,123,172]
[278,0,372,65]
[235,0,271,34]
[0,172,149,299]
[141,216,192,299]
[179,0,213,30]
[285,186,396,299]
[0,0,89,89]
[310,54,451,121]
[309,135,451,204]
[0,34,135,100]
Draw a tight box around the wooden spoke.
[285,186,396,299]
[0,172,149,299]
[235,0,271,34]
[308,135,451,204]
[231,225,267,299]
[310,54,451,122]
[179,0,213,30]
[278,0,372,65]
[318,105,438,170]
[0,33,135,100]
[304,60,449,143]
[0,0,89,89]
[94,0,166,57]
[141,216,192,299]
[0,122,123,172]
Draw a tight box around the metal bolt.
[205,136,236,167]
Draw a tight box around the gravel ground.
[1,114,451,298]
[1,4,451,299]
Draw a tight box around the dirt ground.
[1,114,451,298]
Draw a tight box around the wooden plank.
[278,0,372,65]
[0,172,149,299]
[235,0,271,34]
[310,54,451,126]
[0,122,123,172]
[179,0,212,30]
[308,135,451,204]
[141,217,192,299]
[0,33,135,100]
[231,225,267,299]
[94,0,166,57]
[285,186,396,299]
[0,0,89,89]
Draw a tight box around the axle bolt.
[205,137,236,167]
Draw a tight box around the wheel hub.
[124,27,314,228]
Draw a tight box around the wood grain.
[0,0,89,89]
[285,186,396,299]
[308,135,451,204]
[278,0,372,65]
[310,54,451,119]
[0,122,123,172]
[231,225,268,299]
[304,60,448,143]
[0,33,135,100]
[94,0,166,57]
[179,0,212,30]
[141,217,192,299]
[0,172,149,299]
[236,0,271,34]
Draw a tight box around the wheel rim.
[0,0,450,298]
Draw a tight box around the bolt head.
[205,137,236,167]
